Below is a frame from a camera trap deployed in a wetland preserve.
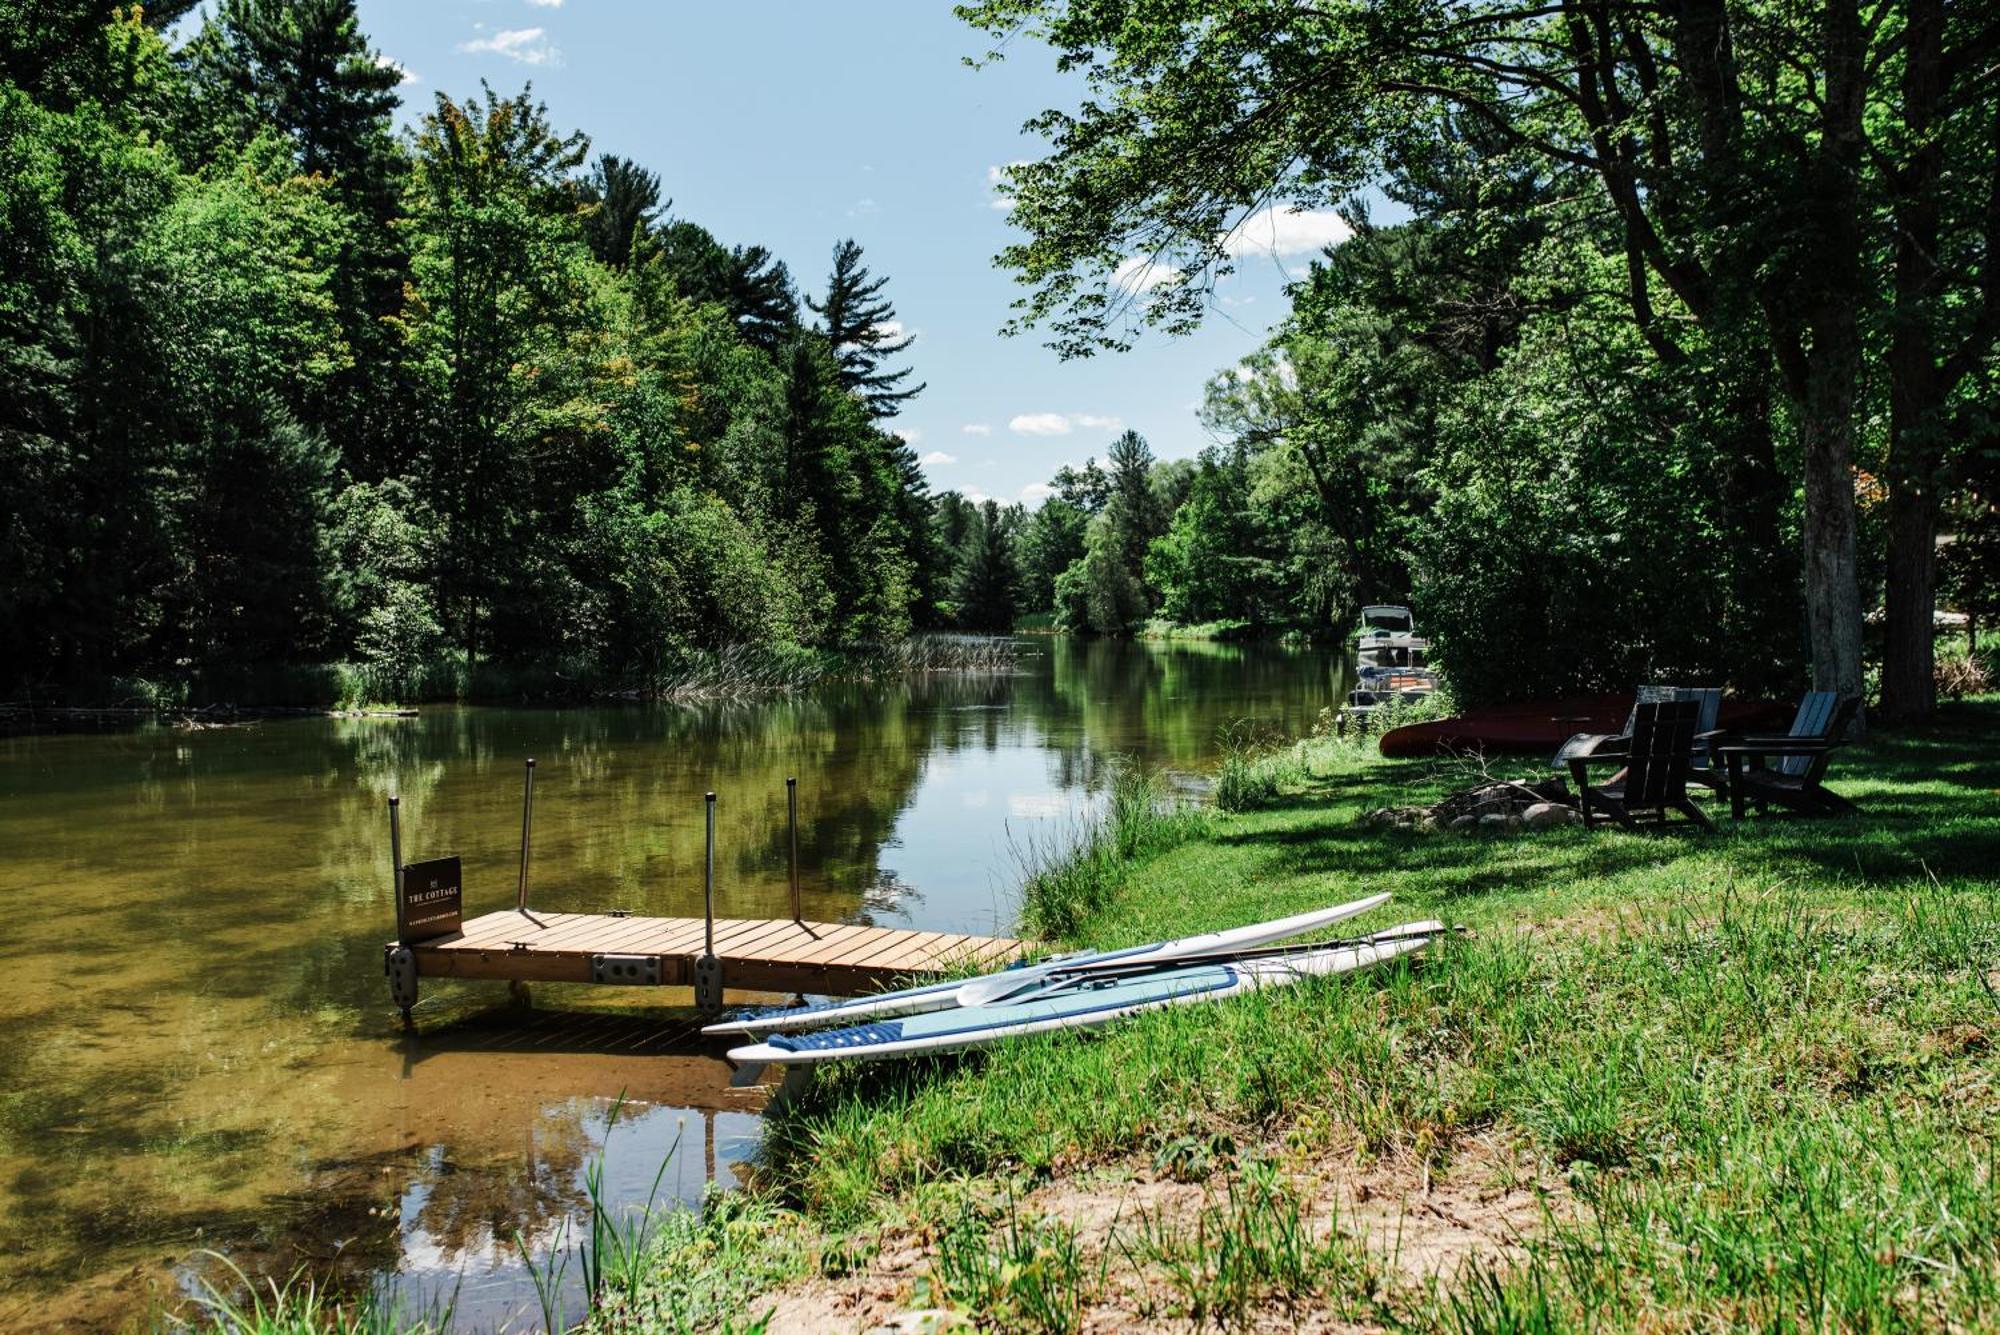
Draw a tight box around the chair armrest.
[1554,732,1627,762]
[1727,732,1846,747]
[1716,739,1842,757]
[1693,729,1730,742]
[1567,748,1638,768]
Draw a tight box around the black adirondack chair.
[1567,698,1711,830]
[1553,685,1725,790]
[1714,692,1862,819]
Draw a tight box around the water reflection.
[0,637,1348,1330]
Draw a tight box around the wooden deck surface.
[408,909,1024,997]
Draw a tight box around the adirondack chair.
[1553,685,1725,789]
[1567,698,1712,830]
[1714,693,1862,819]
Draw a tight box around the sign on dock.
[399,856,463,942]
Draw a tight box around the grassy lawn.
[603,701,2000,1332]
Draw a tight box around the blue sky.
[340,1,1348,506]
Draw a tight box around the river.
[0,637,1350,1331]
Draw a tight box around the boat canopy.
[1357,605,1414,634]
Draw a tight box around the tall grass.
[175,1253,452,1335]
[514,1097,680,1331]
[582,1190,808,1334]
[1012,764,1209,941]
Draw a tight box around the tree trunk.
[1798,0,1869,712]
[1879,0,1947,723]
[1799,360,1866,702]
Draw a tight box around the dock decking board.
[401,909,1024,998]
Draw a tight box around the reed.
[175,1253,452,1335]
[1011,764,1209,941]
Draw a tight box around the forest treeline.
[955,0,2000,721]
[1,2,955,704]
[8,3,1998,718]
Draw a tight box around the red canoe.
[1378,695,1794,758]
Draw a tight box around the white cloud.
[961,423,992,436]
[459,26,560,65]
[524,0,563,6]
[960,487,992,505]
[872,320,914,345]
[374,55,418,85]
[1009,412,1123,437]
[1020,482,1056,503]
[1009,413,1072,437]
[848,197,880,218]
[986,162,1024,212]
[1113,254,1177,293]
[894,428,922,445]
[1221,206,1353,258]
[920,451,958,466]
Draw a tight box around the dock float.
[381,762,1024,1018]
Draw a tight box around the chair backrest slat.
[1625,699,1698,807]
[1626,684,1675,737]
[1798,696,1862,785]
[1781,690,1841,777]
[1628,686,1721,770]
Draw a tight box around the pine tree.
[580,153,663,268]
[1105,429,1165,586]
[954,501,1018,632]
[179,0,402,200]
[806,238,924,417]
[655,220,798,352]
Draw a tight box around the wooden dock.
[380,768,1026,1016]
[404,908,1024,999]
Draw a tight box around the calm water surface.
[0,638,1349,1331]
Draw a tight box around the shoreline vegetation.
[186,696,2000,1333]
[0,635,1019,732]
[627,698,2000,1333]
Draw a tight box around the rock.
[1522,801,1576,830]
[1478,812,1510,831]
[1448,814,1478,832]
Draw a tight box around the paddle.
[957,916,1442,1010]
[952,892,1391,1009]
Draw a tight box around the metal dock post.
[385,796,418,1021]
[516,757,536,913]
[787,776,801,923]
[693,791,722,1009]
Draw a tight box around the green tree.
[1053,516,1146,636]
[655,218,798,352]
[1145,451,1278,626]
[579,153,663,268]
[1014,495,1088,612]
[807,238,925,417]
[961,0,2000,708]
[395,84,593,668]
[1104,429,1164,594]
[954,500,1018,631]
[176,0,408,478]
[0,87,180,682]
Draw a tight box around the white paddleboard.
[727,926,1433,1066]
[700,892,1390,1038]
